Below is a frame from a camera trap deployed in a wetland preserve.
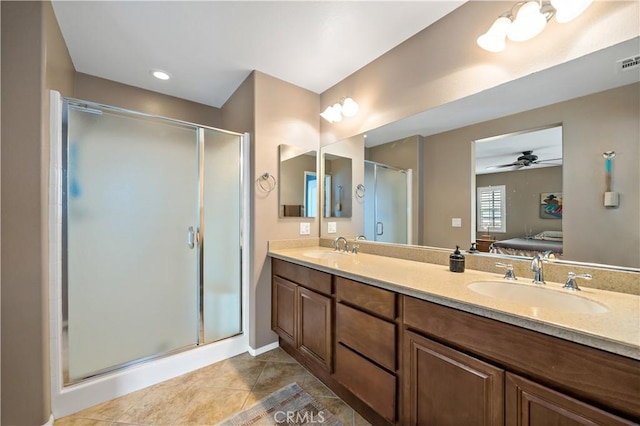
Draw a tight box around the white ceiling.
[474,126,562,175]
[51,1,465,108]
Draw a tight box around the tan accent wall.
[222,71,320,349]
[366,135,423,245]
[1,1,75,424]
[75,73,221,128]
[423,84,639,268]
[476,167,563,240]
[319,1,639,145]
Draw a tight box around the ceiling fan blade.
[534,157,563,164]
[486,162,518,169]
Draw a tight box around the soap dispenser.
[449,245,465,273]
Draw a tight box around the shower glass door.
[64,103,243,384]
[364,161,409,244]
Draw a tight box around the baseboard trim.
[248,341,279,356]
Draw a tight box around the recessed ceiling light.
[151,70,171,80]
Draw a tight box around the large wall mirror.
[319,39,639,269]
[279,144,318,218]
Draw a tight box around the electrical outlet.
[451,218,462,228]
[299,222,311,235]
[327,222,337,234]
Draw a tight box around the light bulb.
[507,1,547,42]
[551,0,593,23]
[477,16,512,52]
[341,98,359,117]
[320,106,337,123]
[151,70,171,80]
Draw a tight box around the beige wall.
[366,135,423,244]
[423,84,639,268]
[223,71,320,349]
[476,167,563,240]
[75,73,221,128]
[1,1,75,424]
[319,1,639,145]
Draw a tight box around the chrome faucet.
[495,262,517,280]
[563,272,592,291]
[351,243,360,254]
[356,235,367,241]
[333,236,348,252]
[531,251,552,285]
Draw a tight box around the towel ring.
[355,183,366,199]
[257,173,277,193]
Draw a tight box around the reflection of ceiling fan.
[486,150,562,170]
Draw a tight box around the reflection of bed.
[490,231,563,257]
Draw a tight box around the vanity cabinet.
[334,277,398,423]
[505,373,635,426]
[402,295,639,425]
[271,259,333,371]
[404,330,504,425]
[271,257,639,425]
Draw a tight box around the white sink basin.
[303,250,351,260]
[468,281,608,314]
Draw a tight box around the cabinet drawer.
[336,303,395,371]
[334,343,396,423]
[335,276,396,320]
[272,258,332,296]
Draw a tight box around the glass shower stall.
[364,161,411,244]
[61,99,245,384]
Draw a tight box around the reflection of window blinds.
[477,185,506,233]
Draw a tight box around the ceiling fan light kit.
[486,150,562,170]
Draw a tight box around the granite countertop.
[268,246,640,360]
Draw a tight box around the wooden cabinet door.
[298,286,333,371]
[272,276,297,347]
[403,330,504,426]
[506,373,636,426]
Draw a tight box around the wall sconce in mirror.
[257,172,276,193]
[320,97,359,123]
[477,0,593,52]
[278,145,318,218]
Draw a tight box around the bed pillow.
[532,230,563,241]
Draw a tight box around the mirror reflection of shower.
[364,161,412,244]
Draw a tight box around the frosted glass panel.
[202,129,242,343]
[364,162,376,241]
[375,166,408,244]
[66,108,199,381]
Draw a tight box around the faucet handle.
[563,272,592,291]
[351,243,360,254]
[495,262,517,280]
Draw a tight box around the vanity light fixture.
[320,97,359,123]
[151,69,171,80]
[477,0,593,52]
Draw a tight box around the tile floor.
[56,347,372,426]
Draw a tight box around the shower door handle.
[187,226,197,249]
[376,222,384,236]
